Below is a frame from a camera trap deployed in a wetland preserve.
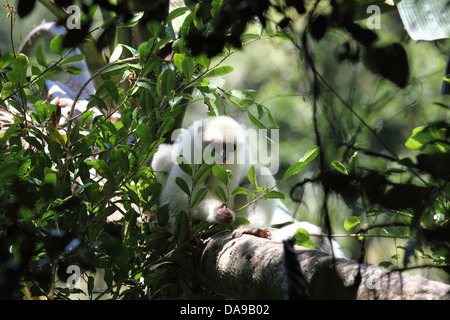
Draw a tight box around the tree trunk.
[189,231,450,300]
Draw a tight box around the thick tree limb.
[191,232,450,300]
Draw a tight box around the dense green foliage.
[0,0,449,299]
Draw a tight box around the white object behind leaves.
[396,0,450,41]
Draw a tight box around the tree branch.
[190,232,449,300]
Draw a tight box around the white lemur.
[151,116,346,258]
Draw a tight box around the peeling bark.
[191,232,450,300]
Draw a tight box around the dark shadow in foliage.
[419,223,450,274]
[0,178,95,299]
[364,43,410,88]
[306,2,409,88]
[309,264,358,300]
[185,0,273,57]
[17,0,37,18]
[283,239,309,300]
[291,169,434,229]
[18,0,169,49]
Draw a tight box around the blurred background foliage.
[1,0,449,296]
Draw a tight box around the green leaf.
[180,12,193,39]
[174,211,190,246]
[282,146,319,180]
[332,160,349,175]
[210,0,223,17]
[344,216,360,231]
[1,82,16,99]
[193,3,204,30]
[443,74,450,84]
[61,54,85,65]
[193,164,211,187]
[205,97,219,117]
[159,67,175,97]
[36,43,47,67]
[300,145,320,163]
[179,162,193,176]
[204,66,234,78]
[73,182,95,197]
[273,31,294,41]
[103,79,119,103]
[214,186,228,203]
[109,45,123,63]
[168,7,190,22]
[282,162,307,181]
[212,164,229,185]
[232,217,251,228]
[118,11,143,27]
[174,177,190,196]
[50,34,64,56]
[231,187,249,196]
[64,66,83,75]
[405,124,448,153]
[173,53,185,73]
[295,228,316,249]
[11,54,29,84]
[136,123,152,147]
[115,149,130,173]
[157,117,175,139]
[252,186,265,200]
[225,89,256,108]
[248,165,257,187]
[378,261,394,268]
[247,111,267,129]
[263,190,285,200]
[1,51,14,69]
[181,57,195,80]
[191,187,208,209]
[147,20,162,36]
[149,261,172,271]
[265,108,279,128]
[94,159,115,182]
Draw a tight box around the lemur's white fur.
[151,116,346,258]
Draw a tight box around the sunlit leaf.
[210,0,223,17]
[344,216,360,231]
[332,160,349,175]
[224,89,256,108]
[300,145,320,163]
[295,228,316,249]
[0,51,14,69]
[231,187,249,196]
[50,34,64,56]
[248,165,257,187]
[204,66,234,78]
[263,190,285,200]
